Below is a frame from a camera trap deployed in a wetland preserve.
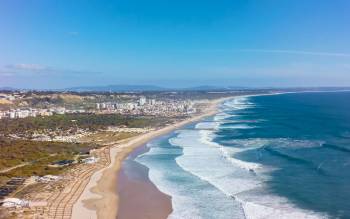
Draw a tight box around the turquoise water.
[134,91,350,218]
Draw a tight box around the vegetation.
[0,137,98,184]
[0,112,171,185]
[80,131,139,144]
[0,113,169,136]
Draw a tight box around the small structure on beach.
[6,177,25,186]
[1,198,29,208]
[51,159,74,167]
[0,185,18,198]
[82,157,99,164]
[35,175,62,183]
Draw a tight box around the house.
[35,175,62,183]
[52,159,74,166]
[6,177,25,185]
[1,198,29,208]
[82,157,99,164]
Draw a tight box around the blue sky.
[0,0,350,89]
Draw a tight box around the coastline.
[117,145,172,219]
[71,97,230,219]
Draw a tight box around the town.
[95,96,196,116]
[0,92,196,120]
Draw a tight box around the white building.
[139,97,146,106]
[35,175,62,183]
[54,107,66,114]
[82,157,99,164]
[1,198,29,208]
[9,111,15,119]
[148,99,156,105]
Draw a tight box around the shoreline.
[117,145,172,219]
[71,97,230,219]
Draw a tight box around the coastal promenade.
[29,146,111,219]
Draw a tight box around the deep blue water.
[133,91,350,219]
[220,91,350,218]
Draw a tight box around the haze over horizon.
[1,0,350,89]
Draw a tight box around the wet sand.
[117,145,172,219]
[71,97,230,219]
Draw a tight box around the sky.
[0,0,350,89]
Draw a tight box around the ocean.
[130,91,350,219]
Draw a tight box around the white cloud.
[0,63,102,78]
[0,63,51,76]
[6,63,49,71]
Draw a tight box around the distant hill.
[65,84,252,92]
[0,87,17,91]
[66,85,167,92]
[1,85,247,92]
[5,84,348,93]
[182,86,249,91]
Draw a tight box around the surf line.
[230,195,247,219]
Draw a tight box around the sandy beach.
[117,145,173,219]
[71,97,229,219]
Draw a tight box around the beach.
[117,145,172,219]
[71,97,228,219]
[128,91,350,219]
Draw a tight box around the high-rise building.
[148,99,156,105]
[139,97,146,106]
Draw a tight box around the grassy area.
[0,113,169,136]
[0,113,170,186]
[0,138,98,184]
[3,154,74,177]
[80,131,139,144]
[0,130,142,185]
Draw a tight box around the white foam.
[171,129,328,219]
[135,94,328,219]
[144,167,203,219]
[219,147,261,171]
[239,197,327,219]
[213,112,231,121]
[198,130,261,171]
[223,96,255,110]
[221,138,270,148]
[222,138,324,149]
[219,124,256,129]
[141,146,180,156]
[173,129,261,195]
[137,137,243,219]
[194,121,220,130]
